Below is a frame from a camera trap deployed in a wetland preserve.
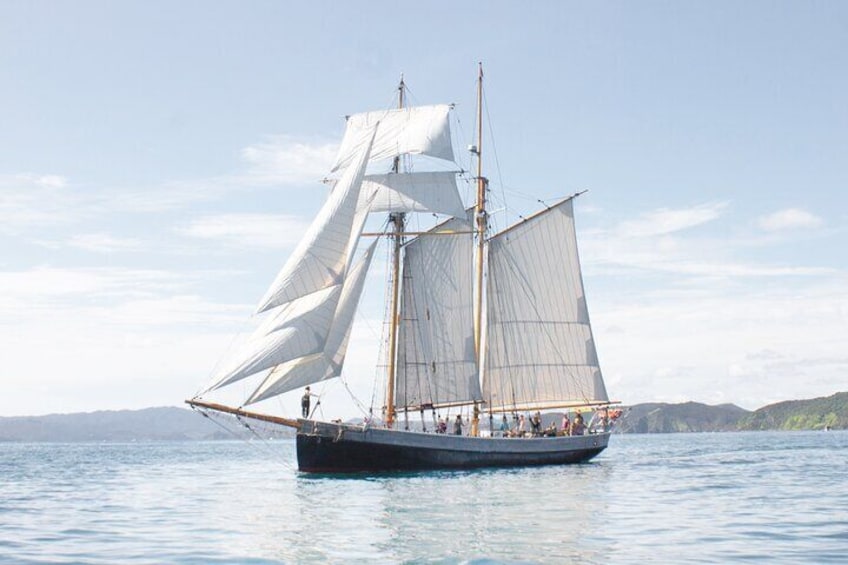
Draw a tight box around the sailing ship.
[187,66,616,472]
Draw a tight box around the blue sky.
[1,1,846,417]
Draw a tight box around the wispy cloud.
[0,173,81,232]
[239,135,338,185]
[0,266,185,304]
[582,201,835,280]
[65,233,143,253]
[615,202,727,237]
[757,208,824,231]
[177,213,312,249]
[0,137,339,236]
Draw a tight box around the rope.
[193,407,295,470]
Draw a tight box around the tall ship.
[187,66,616,472]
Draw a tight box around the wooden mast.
[472,63,487,436]
[384,76,405,428]
[473,63,486,356]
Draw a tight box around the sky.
[1,1,846,418]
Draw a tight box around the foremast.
[384,76,405,428]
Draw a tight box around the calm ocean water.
[1,431,846,564]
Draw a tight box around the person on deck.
[500,415,509,437]
[453,414,464,435]
[301,387,316,418]
[531,411,542,436]
[517,414,527,437]
[561,413,571,436]
[571,412,585,436]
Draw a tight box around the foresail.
[361,171,466,218]
[205,284,343,392]
[256,128,376,314]
[483,198,608,411]
[331,105,454,173]
[245,239,378,404]
[396,217,481,409]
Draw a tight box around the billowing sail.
[361,171,465,218]
[206,284,343,391]
[331,105,453,173]
[483,198,608,411]
[256,128,376,314]
[395,217,481,409]
[246,240,378,404]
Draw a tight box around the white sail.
[361,171,466,218]
[395,217,481,409]
[483,198,608,411]
[256,128,376,314]
[207,284,343,391]
[246,240,378,404]
[330,105,454,173]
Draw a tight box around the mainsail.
[395,216,481,410]
[483,198,608,411]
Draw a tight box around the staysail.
[256,128,376,314]
[483,198,608,411]
[395,216,481,409]
[206,284,344,391]
[246,239,378,404]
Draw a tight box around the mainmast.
[473,63,487,356]
[384,76,405,428]
[472,63,487,436]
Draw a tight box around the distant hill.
[1,393,845,441]
[737,392,848,431]
[614,401,750,433]
[0,407,270,442]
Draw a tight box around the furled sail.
[256,129,376,314]
[245,240,378,405]
[395,217,481,409]
[361,171,466,218]
[483,198,608,411]
[330,105,454,173]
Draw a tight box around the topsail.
[331,105,454,173]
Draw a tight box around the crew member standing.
[301,386,316,418]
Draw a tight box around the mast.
[384,76,405,428]
[473,63,487,356]
[472,63,487,436]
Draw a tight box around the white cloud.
[615,202,727,237]
[591,275,848,409]
[65,233,143,253]
[757,208,824,231]
[177,213,312,248]
[0,136,337,235]
[0,173,80,232]
[240,135,338,185]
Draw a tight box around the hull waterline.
[295,420,609,473]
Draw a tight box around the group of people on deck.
[496,411,586,438]
[431,409,607,438]
[301,387,618,436]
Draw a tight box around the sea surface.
[1,431,846,564]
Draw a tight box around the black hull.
[295,420,609,473]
